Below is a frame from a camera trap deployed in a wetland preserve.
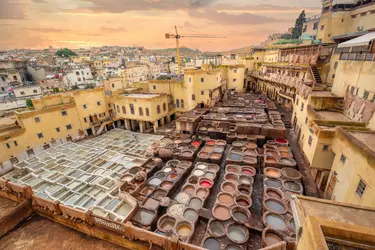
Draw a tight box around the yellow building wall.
[227,66,245,92]
[264,49,280,63]
[329,135,375,207]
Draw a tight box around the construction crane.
[165,26,226,76]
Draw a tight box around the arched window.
[139,107,143,116]
[157,105,161,114]
[116,105,120,113]
[176,99,180,108]
[146,108,150,116]
[122,106,126,114]
[163,103,166,112]
[181,99,184,108]
[192,94,195,101]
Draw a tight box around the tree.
[55,48,77,57]
[291,10,306,39]
[26,99,34,108]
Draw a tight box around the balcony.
[279,90,295,101]
[248,70,308,89]
[91,116,113,126]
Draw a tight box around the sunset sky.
[0,0,321,51]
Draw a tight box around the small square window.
[33,89,38,93]
[340,154,346,164]
[201,78,204,83]
[296,98,299,106]
[153,85,156,90]
[56,127,60,132]
[83,104,87,109]
[300,103,304,112]
[14,141,18,146]
[189,78,192,83]
[305,117,308,124]
[320,25,325,30]
[97,101,101,106]
[201,91,204,95]
[334,61,338,69]
[332,74,335,78]
[108,103,111,108]
[35,117,40,123]
[20,91,25,95]
[66,124,72,130]
[363,91,369,100]
[6,143,10,149]
[350,86,355,94]
[233,78,236,82]
[112,83,115,88]
[355,179,366,198]
[61,111,67,116]
[323,145,329,151]
[37,133,43,139]
[84,117,87,123]
[234,69,237,73]
[308,136,312,146]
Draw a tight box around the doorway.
[27,149,35,157]
[86,128,93,136]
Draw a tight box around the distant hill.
[152,46,200,53]
[225,46,255,54]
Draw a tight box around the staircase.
[310,66,322,84]
[95,122,106,135]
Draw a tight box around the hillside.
[225,46,254,54]
[152,46,200,53]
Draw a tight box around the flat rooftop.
[349,131,375,153]
[316,111,352,122]
[309,91,337,97]
[122,93,161,99]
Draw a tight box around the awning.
[337,32,375,48]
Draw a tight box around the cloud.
[32,0,47,3]
[214,4,320,13]
[0,0,27,20]
[99,26,127,33]
[64,0,218,14]
[188,9,280,25]
[77,33,104,37]
[182,21,201,29]
[26,28,71,33]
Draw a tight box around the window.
[355,179,366,198]
[61,111,67,116]
[163,103,166,112]
[81,71,84,75]
[6,143,10,149]
[192,94,195,101]
[300,103,304,112]
[320,25,325,30]
[129,104,135,114]
[33,89,37,93]
[360,12,366,16]
[363,91,369,100]
[234,69,237,73]
[356,88,359,96]
[308,136,312,146]
[296,98,299,106]
[233,78,236,82]
[201,91,204,95]
[201,78,204,83]
[14,141,18,146]
[56,127,60,132]
[351,14,356,19]
[66,124,72,130]
[303,25,307,32]
[139,107,143,116]
[116,105,120,113]
[146,108,150,116]
[108,103,111,108]
[97,101,101,106]
[351,86,355,94]
[176,99,180,108]
[37,133,43,139]
[35,117,40,123]
[323,145,329,151]
[122,106,126,114]
[181,99,184,108]
[189,78,192,83]
[157,105,161,114]
[77,78,81,81]
[332,74,335,78]
[340,154,346,164]
[76,71,80,75]
[305,117,308,124]
[83,104,87,109]
[153,85,156,90]
[20,91,25,95]
[112,83,115,88]
[334,61,338,69]
[13,75,17,81]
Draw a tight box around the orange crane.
[165,26,226,76]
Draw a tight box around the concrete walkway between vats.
[276,105,322,198]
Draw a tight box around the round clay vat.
[195,188,209,199]
[267,140,276,145]
[275,138,288,146]
[235,194,252,209]
[184,208,198,222]
[181,151,193,157]
[182,184,195,195]
[262,227,285,247]
[148,177,162,186]
[208,220,226,237]
[282,180,303,193]
[241,166,256,177]
[167,172,178,181]
[265,187,284,200]
[265,150,279,157]
[167,160,180,167]
[277,145,289,152]
[199,178,213,189]
[264,198,287,214]
[189,197,203,210]
[225,245,242,250]
[226,165,240,174]
[243,156,257,165]
[239,175,254,186]
[221,181,237,193]
[281,168,302,180]
[192,169,205,177]
[216,140,227,146]
[243,149,257,157]
[158,215,176,232]
[212,204,231,221]
[196,163,207,170]
[175,192,190,204]
[174,139,183,144]
[160,181,173,191]
[182,138,192,144]
[232,141,244,148]
[218,192,234,206]
[188,176,198,184]
[208,164,220,172]
[121,174,133,182]
[280,158,297,167]
[191,141,201,147]
[179,162,191,169]
[206,140,216,146]
[265,155,278,164]
[237,134,246,140]
[264,167,281,179]
[224,173,239,182]
[263,212,287,231]
[245,142,257,150]
[203,238,221,250]
[264,178,282,189]
[231,206,251,224]
[237,184,253,196]
[214,146,224,154]
[128,166,142,175]
[141,186,154,196]
[279,151,292,158]
[199,127,207,132]
[210,153,221,160]
[153,189,167,199]
[227,223,249,244]
[227,152,243,161]
[198,152,209,159]
[163,167,172,173]
[168,203,185,217]
[204,171,216,179]
[155,172,167,179]
[176,221,193,238]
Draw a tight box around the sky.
[0,0,322,51]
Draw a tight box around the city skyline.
[0,0,321,51]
